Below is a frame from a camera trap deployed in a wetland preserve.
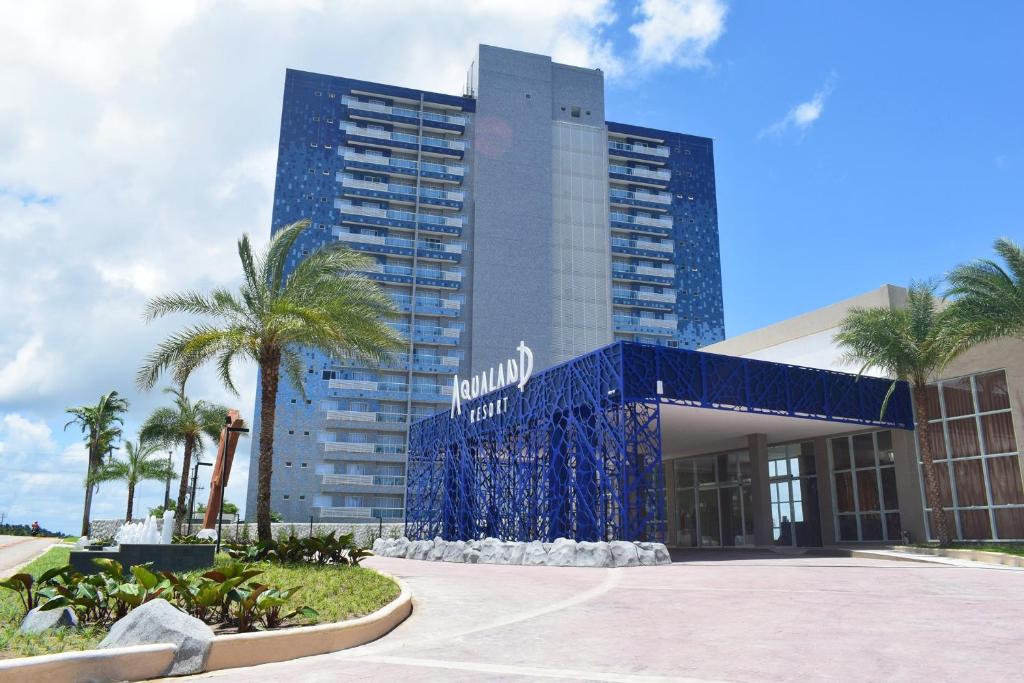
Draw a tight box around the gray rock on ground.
[442,539,466,562]
[576,541,613,568]
[429,538,448,561]
[548,538,578,567]
[20,606,78,634]
[99,598,214,676]
[462,547,481,563]
[374,536,670,568]
[609,540,640,567]
[523,540,549,565]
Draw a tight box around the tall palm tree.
[140,384,228,532]
[945,237,1024,347]
[835,281,964,546]
[65,391,130,536]
[91,439,177,522]
[137,219,403,541]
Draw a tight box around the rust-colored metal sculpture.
[203,409,244,529]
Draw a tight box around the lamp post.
[163,450,173,510]
[218,415,249,553]
[188,460,213,536]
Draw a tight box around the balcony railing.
[323,410,407,425]
[612,263,676,279]
[608,164,671,182]
[335,200,464,228]
[320,474,407,487]
[613,314,678,330]
[386,322,462,342]
[611,237,674,254]
[340,148,465,176]
[327,378,452,397]
[391,293,461,312]
[317,506,404,520]
[341,123,465,151]
[609,212,674,229]
[612,288,677,304]
[333,229,465,255]
[608,140,670,157]
[609,188,672,205]
[340,174,464,202]
[342,96,467,126]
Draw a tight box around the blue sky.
[0,1,1020,534]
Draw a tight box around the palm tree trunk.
[256,348,282,542]
[80,441,97,537]
[174,436,195,533]
[126,482,135,522]
[913,384,953,546]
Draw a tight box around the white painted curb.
[0,643,177,683]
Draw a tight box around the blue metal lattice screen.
[405,342,913,543]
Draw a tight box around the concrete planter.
[69,544,216,575]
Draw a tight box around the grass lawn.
[915,542,1024,558]
[1,547,399,659]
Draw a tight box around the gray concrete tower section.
[468,45,612,374]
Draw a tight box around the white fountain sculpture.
[114,514,163,545]
[161,510,175,545]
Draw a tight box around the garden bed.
[0,546,399,659]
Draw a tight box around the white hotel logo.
[450,341,534,422]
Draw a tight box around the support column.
[892,428,927,544]
[748,433,773,546]
[812,436,836,546]
[663,460,678,547]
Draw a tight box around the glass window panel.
[835,471,855,513]
[717,454,733,483]
[800,454,816,476]
[720,486,741,546]
[881,467,899,511]
[734,450,752,483]
[926,423,948,461]
[695,456,716,485]
[958,509,992,540]
[699,488,720,546]
[742,484,754,541]
[674,459,694,489]
[857,469,880,512]
[768,460,779,478]
[987,456,1024,505]
[954,459,988,506]
[676,488,696,547]
[838,515,859,541]
[947,418,981,458]
[853,434,876,468]
[942,377,975,418]
[860,514,883,541]
[976,370,1011,413]
[790,457,801,477]
[884,513,902,542]
[791,479,802,504]
[876,431,895,465]
[994,508,1024,540]
[981,412,1017,455]
[831,437,851,470]
[924,384,942,420]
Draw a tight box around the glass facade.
[921,370,1024,540]
[768,443,822,547]
[673,452,754,547]
[828,431,901,542]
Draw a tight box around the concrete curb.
[0,643,177,683]
[0,569,412,681]
[889,545,1024,568]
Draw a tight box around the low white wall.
[89,519,405,546]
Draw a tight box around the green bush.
[225,531,371,567]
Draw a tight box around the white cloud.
[0,413,58,455]
[630,0,728,70]
[760,74,838,138]
[0,0,727,533]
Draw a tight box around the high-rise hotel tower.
[245,45,724,523]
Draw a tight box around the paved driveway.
[0,535,56,578]
[189,552,1023,682]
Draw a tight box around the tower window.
[571,106,581,118]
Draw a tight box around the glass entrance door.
[673,452,754,547]
[768,443,822,547]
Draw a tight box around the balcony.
[335,200,464,235]
[608,139,670,160]
[609,188,672,209]
[320,473,406,487]
[340,148,465,180]
[339,174,464,205]
[342,96,467,128]
[612,288,677,307]
[391,293,461,316]
[611,263,676,284]
[386,322,461,346]
[317,507,404,521]
[608,164,671,185]
[340,123,465,156]
[609,212,673,230]
[610,237,674,260]
[333,229,465,259]
[613,314,678,336]
[323,409,407,427]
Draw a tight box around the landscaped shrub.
[225,531,371,567]
[0,558,317,634]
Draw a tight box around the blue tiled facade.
[247,47,724,524]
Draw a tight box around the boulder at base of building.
[372,537,670,568]
[99,598,214,676]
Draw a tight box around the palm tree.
[92,439,177,522]
[945,237,1024,347]
[65,391,130,536]
[834,281,964,546]
[140,384,228,533]
[137,219,403,541]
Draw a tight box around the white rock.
[498,541,526,565]
[636,545,657,566]
[523,540,548,566]
[20,606,78,634]
[609,541,640,567]
[462,547,480,563]
[391,537,410,558]
[442,540,466,562]
[99,599,213,676]
[372,537,386,554]
[410,540,433,560]
[652,543,672,565]
[576,541,613,568]
[548,538,578,566]
[478,537,503,564]
[429,539,448,561]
